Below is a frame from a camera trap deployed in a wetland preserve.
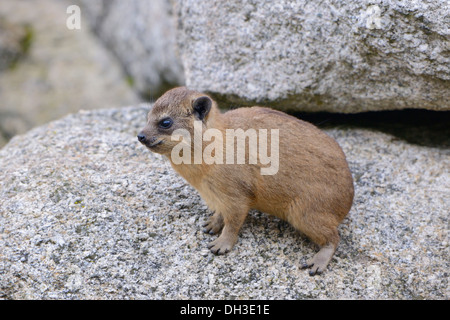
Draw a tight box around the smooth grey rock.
[78,0,185,98]
[0,106,448,299]
[174,0,450,112]
[0,0,140,148]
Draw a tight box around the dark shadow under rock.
[292,109,450,149]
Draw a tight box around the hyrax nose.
[137,133,147,143]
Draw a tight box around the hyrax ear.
[192,96,212,121]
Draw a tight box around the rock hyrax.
[138,87,354,275]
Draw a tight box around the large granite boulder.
[0,106,448,299]
[78,0,185,98]
[175,0,449,112]
[77,0,449,112]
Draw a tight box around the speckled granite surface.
[0,106,448,299]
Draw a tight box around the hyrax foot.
[207,232,237,255]
[205,207,247,255]
[203,213,224,235]
[301,243,336,276]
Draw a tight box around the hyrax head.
[137,87,214,155]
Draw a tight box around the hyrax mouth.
[137,133,163,149]
[147,140,163,148]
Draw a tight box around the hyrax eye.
[158,117,173,129]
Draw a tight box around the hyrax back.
[138,87,354,275]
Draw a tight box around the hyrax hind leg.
[288,204,341,276]
[301,222,340,276]
[301,240,338,276]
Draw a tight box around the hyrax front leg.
[207,206,249,255]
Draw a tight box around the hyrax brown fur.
[138,87,354,275]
